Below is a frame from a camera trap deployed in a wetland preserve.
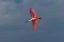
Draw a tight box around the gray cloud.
[0,0,22,26]
[0,0,64,42]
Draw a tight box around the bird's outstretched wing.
[30,7,37,18]
[32,20,37,30]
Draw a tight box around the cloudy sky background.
[0,0,64,42]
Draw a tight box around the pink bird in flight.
[26,7,41,30]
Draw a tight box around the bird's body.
[28,17,38,21]
[26,7,41,30]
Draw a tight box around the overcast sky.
[0,0,64,42]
